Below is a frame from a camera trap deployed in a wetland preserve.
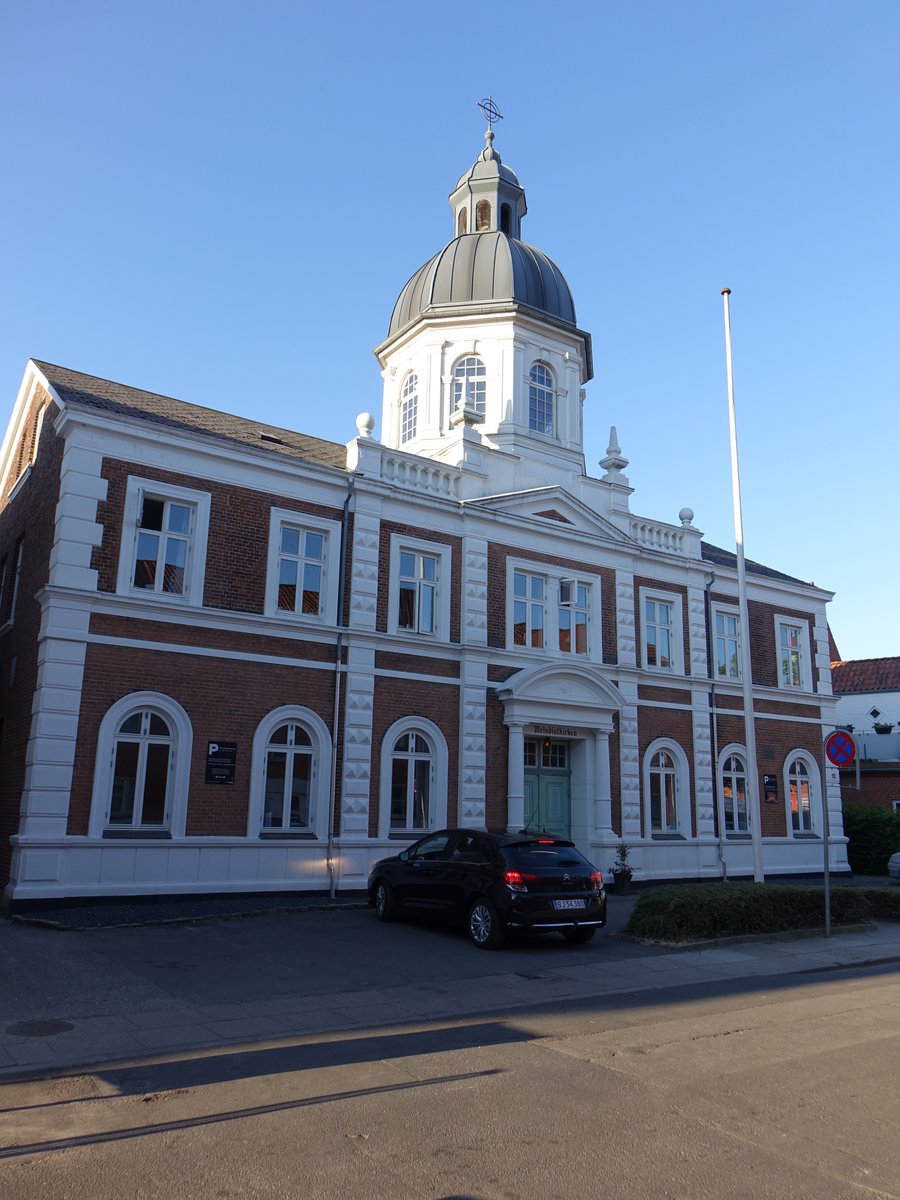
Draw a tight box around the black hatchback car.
[367,828,607,949]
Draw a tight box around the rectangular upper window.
[713,604,741,679]
[506,559,599,659]
[116,478,211,607]
[639,586,684,674]
[388,534,452,641]
[265,508,341,622]
[775,615,812,691]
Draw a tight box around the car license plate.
[553,898,586,910]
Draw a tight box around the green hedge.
[842,805,900,875]
[624,883,896,943]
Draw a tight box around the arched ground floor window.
[89,692,192,838]
[378,717,448,839]
[249,706,332,839]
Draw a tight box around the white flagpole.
[722,289,765,883]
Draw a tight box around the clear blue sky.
[2,1,897,660]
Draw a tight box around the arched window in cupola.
[400,372,418,444]
[475,200,491,231]
[457,208,467,235]
[500,203,511,235]
[451,355,486,418]
[528,363,555,436]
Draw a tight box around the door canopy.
[498,662,623,733]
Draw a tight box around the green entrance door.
[523,739,571,838]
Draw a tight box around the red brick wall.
[487,542,617,662]
[375,523,462,641]
[0,394,62,888]
[838,766,900,812]
[484,689,509,831]
[633,576,691,675]
[93,459,346,614]
[368,675,460,835]
[67,642,341,837]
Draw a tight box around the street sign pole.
[822,730,858,939]
[821,739,831,937]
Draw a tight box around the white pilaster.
[348,503,381,631]
[692,695,716,837]
[687,584,709,678]
[593,729,614,836]
[340,639,375,834]
[618,679,641,839]
[461,536,488,646]
[505,721,525,833]
[615,569,636,668]
[458,654,487,827]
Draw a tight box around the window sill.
[650,833,686,841]
[725,833,752,841]
[389,829,423,840]
[103,828,172,840]
[259,830,317,840]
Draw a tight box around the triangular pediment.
[463,486,633,545]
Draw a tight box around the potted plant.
[874,721,894,735]
[611,841,633,895]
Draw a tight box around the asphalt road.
[0,901,898,1198]
[1,966,897,1198]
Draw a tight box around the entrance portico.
[498,662,624,860]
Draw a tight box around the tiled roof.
[34,361,348,471]
[831,658,900,694]
[700,541,808,586]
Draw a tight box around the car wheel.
[562,926,596,944]
[373,880,395,922]
[467,898,505,949]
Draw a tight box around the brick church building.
[0,127,848,907]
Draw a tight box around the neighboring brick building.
[831,658,900,813]
[0,129,849,907]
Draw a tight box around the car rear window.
[502,843,589,870]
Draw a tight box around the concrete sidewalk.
[2,895,899,1082]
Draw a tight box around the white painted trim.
[638,586,685,675]
[711,600,742,681]
[115,476,211,607]
[783,749,822,837]
[716,742,751,836]
[377,715,448,839]
[247,706,333,840]
[387,532,452,642]
[504,556,603,661]
[263,506,342,623]
[774,613,813,693]
[642,737,691,839]
[88,692,193,838]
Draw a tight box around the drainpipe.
[328,475,355,898]
[705,571,727,881]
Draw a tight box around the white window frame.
[528,361,555,436]
[264,507,341,623]
[505,558,601,660]
[717,742,751,836]
[89,692,193,838]
[116,477,211,607]
[712,603,742,680]
[388,534,452,641]
[774,615,812,691]
[643,738,691,839]
[784,750,821,838]
[378,716,449,840]
[248,706,332,840]
[639,586,684,674]
[451,354,486,417]
[399,371,418,444]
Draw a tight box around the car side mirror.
[399,850,409,862]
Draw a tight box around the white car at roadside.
[889,852,900,882]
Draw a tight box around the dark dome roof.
[388,232,577,339]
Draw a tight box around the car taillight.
[591,870,604,889]
[504,870,537,892]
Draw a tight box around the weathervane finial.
[477,96,503,133]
